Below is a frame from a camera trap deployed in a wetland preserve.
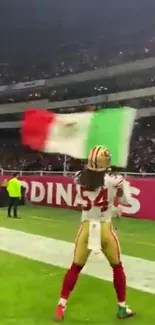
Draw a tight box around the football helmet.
[87,145,111,171]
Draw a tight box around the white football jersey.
[74,171,124,221]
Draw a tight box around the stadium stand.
[1,55,155,174]
[0,35,155,85]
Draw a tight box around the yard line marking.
[123,239,155,248]
[49,271,63,277]
[1,211,155,248]
[0,227,155,295]
[31,216,155,248]
[43,271,63,278]
[31,216,67,224]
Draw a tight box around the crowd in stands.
[1,35,155,174]
[0,115,155,174]
[0,36,155,85]
[128,117,155,173]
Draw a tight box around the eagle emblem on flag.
[57,120,78,137]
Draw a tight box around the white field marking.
[31,216,68,224]
[31,216,155,248]
[45,271,63,277]
[1,211,155,248]
[1,210,155,243]
[0,227,155,294]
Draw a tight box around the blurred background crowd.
[0,37,155,86]
[1,0,155,174]
[0,114,155,174]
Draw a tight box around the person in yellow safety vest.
[7,172,22,219]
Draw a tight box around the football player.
[107,166,123,219]
[54,146,135,321]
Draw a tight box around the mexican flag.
[22,107,136,167]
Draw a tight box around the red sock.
[112,262,126,303]
[60,263,83,300]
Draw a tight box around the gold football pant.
[59,221,126,303]
[73,220,120,266]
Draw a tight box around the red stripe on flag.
[21,108,56,151]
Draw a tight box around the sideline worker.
[7,172,21,218]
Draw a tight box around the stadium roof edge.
[46,57,155,87]
[1,56,155,95]
[0,86,155,114]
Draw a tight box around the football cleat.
[54,304,66,322]
[117,305,135,319]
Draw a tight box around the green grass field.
[0,205,155,325]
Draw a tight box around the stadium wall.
[0,175,154,220]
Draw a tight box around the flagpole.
[63,154,67,176]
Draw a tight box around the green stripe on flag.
[86,107,136,167]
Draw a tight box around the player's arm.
[74,171,82,184]
[115,175,132,204]
[115,175,124,197]
[74,171,83,207]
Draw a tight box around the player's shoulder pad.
[74,170,82,184]
[105,173,123,188]
[114,174,124,188]
[104,173,114,187]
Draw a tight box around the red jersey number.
[80,187,108,212]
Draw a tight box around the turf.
[0,250,155,325]
[0,206,155,260]
[0,205,155,325]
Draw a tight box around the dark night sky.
[0,0,155,62]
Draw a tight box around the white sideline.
[0,227,155,295]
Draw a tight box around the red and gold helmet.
[87,146,111,171]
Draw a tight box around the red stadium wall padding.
[0,175,155,220]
